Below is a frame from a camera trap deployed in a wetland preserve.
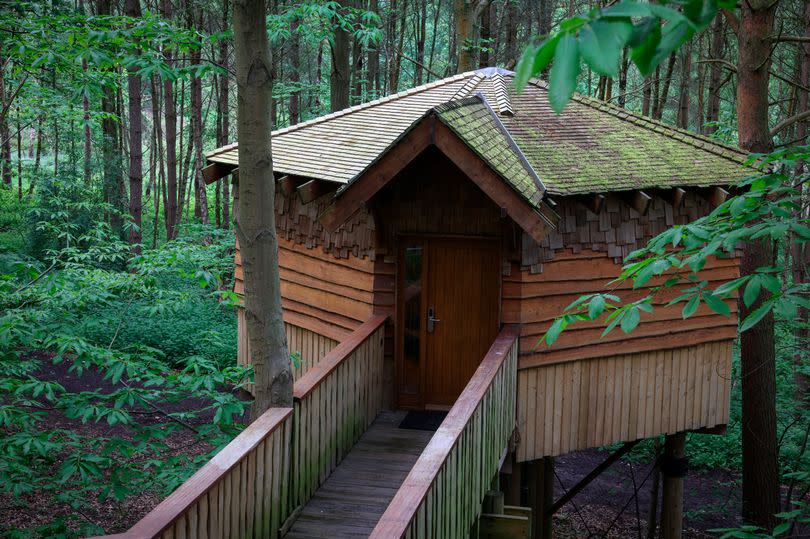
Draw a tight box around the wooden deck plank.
[284,411,433,538]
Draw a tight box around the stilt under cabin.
[100,68,750,539]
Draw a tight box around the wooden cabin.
[102,68,748,539]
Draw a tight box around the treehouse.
[99,68,747,539]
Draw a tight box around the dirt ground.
[1,357,806,538]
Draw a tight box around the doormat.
[398,410,448,432]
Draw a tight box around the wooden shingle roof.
[206,68,749,201]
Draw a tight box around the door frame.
[394,233,502,410]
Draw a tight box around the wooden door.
[397,237,501,409]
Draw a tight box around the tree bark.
[289,16,301,124]
[736,0,780,529]
[219,0,231,229]
[677,40,692,129]
[330,2,351,112]
[82,58,92,183]
[704,18,725,134]
[162,0,178,240]
[368,0,381,94]
[190,20,209,225]
[654,53,677,120]
[0,57,11,187]
[99,0,124,236]
[233,0,293,414]
[126,0,143,253]
[453,0,473,72]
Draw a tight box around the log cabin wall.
[516,340,733,462]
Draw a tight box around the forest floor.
[553,448,744,538]
[1,358,806,538]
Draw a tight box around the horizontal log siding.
[516,340,733,462]
[235,237,376,342]
[504,248,739,367]
[370,325,520,539]
[94,316,387,539]
[290,315,387,511]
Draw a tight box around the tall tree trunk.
[82,58,92,183]
[190,17,209,225]
[233,0,293,414]
[126,0,143,253]
[617,52,629,108]
[162,0,178,240]
[478,1,492,68]
[289,16,301,123]
[330,2,351,112]
[642,76,652,116]
[736,0,780,529]
[415,0,427,83]
[453,0,473,72]
[99,0,124,235]
[368,0,380,93]
[219,0,231,229]
[677,40,692,129]
[704,18,725,134]
[503,0,517,68]
[16,107,21,200]
[0,57,11,187]
[654,53,676,120]
[791,0,810,403]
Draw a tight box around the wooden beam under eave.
[577,193,605,214]
[278,175,306,196]
[202,162,237,184]
[697,186,729,208]
[621,189,652,215]
[297,179,338,205]
[650,187,686,210]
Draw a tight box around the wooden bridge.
[95,316,521,539]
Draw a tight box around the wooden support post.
[660,433,687,539]
[528,457,554,539]
[505,459,523,506]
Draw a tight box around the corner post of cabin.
[527,456,554,539]
[660,432,688,539]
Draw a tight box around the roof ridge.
[205,71,483,159]
[450,73,484,100]
[491,73,514,116]
[525,78,749,165]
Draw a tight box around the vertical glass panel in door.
[402,246,422,395]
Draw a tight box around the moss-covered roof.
[207,68,750,203]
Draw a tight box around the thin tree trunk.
[126,0,143,253]
[99,0,124,235]
[618,51,629,108]
[16,107,21,200]
[190,15,209,225]
[368,0,380,93]
[415,0,427,83]
[330,1,351,112]
[162,0,178,240]
[677,40,692,129]
[82,58,92,183]
[642,76,652,116]
[654,53,677,120]
[219,0,230,229]
[478,1,492,68]
[233,0,293,415]
[0,58,10,187]
[736,0,780,529]
[289,16,301,123]
[453,0,473,72]
[503,0,517,68]
[705,18,725,134]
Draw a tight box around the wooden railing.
[289,314,387,509]
[91,314,386,539]
[369,325,520,539]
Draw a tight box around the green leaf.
[514,34,560,90]
[743,276,761,308]
[588,295,606,319]
[548,34,580,113]
[740,300,773,332]
[621,307,641,333]
[702,292,730,316]
[682,295,700,318]
[544,317,567,346]
[630,22,661,75]
[579,20,632,76]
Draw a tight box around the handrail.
[92,407,293,539]
[293,314,387,399]
[370,324,521,539]
[89,314,388,539]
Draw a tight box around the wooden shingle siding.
[522,194,716,271]
[506,248,739,368]
[516,340,733,462]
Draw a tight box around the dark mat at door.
[398,410,448,432]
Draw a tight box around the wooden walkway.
[284,411,434,538]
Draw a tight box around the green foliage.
[541,145,810,346]
[0,193,248,537]
[515,0,735,111]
